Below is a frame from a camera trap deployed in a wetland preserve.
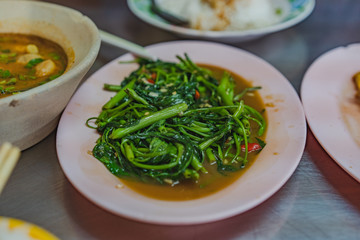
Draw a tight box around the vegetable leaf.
[25,58,44,68]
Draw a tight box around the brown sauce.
[0,33,67,98]
[120,64,267,201]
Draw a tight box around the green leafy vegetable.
[0,52,17,64]
[25,58,44,68]
[87,55,266,185]
[6,78,17,85]
[49,52,60,60]
[0,69,11,78]
[48,71,64,81]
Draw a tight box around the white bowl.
[0,0,101,150]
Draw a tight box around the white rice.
[156,0,283,31]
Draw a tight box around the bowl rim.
[0,0,101,105]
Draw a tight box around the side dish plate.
[56,41,306,225]
[0,216,59,240]
[301,43,360,182]
[127,0,315,42]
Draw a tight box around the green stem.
[199,124,232,150]
[128,143,184,170]
[110,103,188,139]
[103,79,136,109]
[191,156,208,173]
[206,148,216,164]
[233,117,248,163]
[125,88,150,105]
[233,100,244,119]
[244,105,266,136]
[231,133,241,163]
[104,83,123,92]
[233,86,261,101]
[183,106,237,116]
[124,142,134,161]
[183,168,200,180]
[217,72,234,107]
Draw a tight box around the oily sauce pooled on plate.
[120,64,267,201]
[0,33,67,99]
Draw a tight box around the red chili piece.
[241,143,262,153]
[194,90,200,100]
[147,73,157,84]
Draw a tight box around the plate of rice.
[127,0,315,42]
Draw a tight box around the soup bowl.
[0,1,101,150]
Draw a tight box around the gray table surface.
[1,0,360,239]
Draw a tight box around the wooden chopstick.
[0,142,21,194]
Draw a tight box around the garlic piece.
[35,59,56,77]
[26,44,39,54]
[16,53,42,64]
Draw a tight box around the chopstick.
[0,142,21,194]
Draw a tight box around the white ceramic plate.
[56,41,306,225]
[127,0,315,42]
[301,43,360,182]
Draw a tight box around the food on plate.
[87,54,267,198]
[0,217,59,240]
[0,33,67,99]
[353,71,360,98]
[155,0,283,31]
